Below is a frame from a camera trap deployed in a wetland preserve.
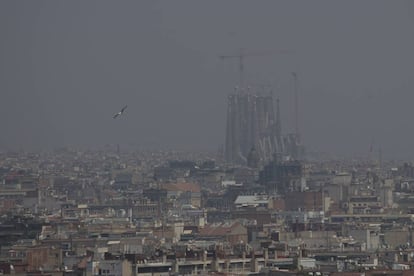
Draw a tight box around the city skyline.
[3,2,414,275]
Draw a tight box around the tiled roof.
[198,221,241,236]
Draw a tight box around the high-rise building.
[225,89,283,165]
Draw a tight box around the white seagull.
[113,105,128,119]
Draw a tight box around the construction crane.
[219,48,249,88]
[219,48,293,88]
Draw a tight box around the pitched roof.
[162,182,200,193]
[199,221,242,236]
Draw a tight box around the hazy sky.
[1,1,414,159]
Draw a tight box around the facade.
[225,89,306,165]
[87,260,132,276]
[259,159,304,195]
[225,91,283,165]
[198,221,248,246]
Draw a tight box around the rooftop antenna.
[378,146,383,174]
[292,72,299,136]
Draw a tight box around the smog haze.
[1,1,414,159]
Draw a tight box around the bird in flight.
[113,105,128,119]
